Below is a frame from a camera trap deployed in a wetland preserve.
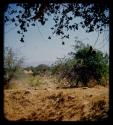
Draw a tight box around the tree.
[4,2,109,42]
[70,43,109,86]
[51,41,109,87]
[4,47,24,86]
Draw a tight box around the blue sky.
[4,4,109,67]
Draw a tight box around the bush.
[72,45,109,85]
[51,42,109,87]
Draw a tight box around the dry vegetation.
[4,45,109,121]
[4,75,109,121]
[4,3,109,121]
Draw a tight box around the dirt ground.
[4,85,109,121]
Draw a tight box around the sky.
[4,4,109,67]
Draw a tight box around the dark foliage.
[51,43,109,86]
[4,2,109,42]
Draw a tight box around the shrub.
[51,42,109,87]
[75,46,108,85]
[4,47,24,87]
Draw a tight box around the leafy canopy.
[4,2,109,42]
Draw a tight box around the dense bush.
[51,43,109,87]
[72,45,109,85]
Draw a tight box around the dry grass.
[4,85,109,121]
[6,75,68,90]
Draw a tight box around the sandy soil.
[4,85,109,121]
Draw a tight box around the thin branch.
[93,31,100,47]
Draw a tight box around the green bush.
[72,45,109,85]
[51,42,109,87]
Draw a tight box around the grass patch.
[27,75,45,87]
[6,73,45,89]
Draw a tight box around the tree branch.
[32,1,49,20]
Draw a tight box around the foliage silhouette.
[4,2,109,42]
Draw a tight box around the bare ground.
[4,85,109,121]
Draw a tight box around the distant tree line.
[24,64,50,77]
